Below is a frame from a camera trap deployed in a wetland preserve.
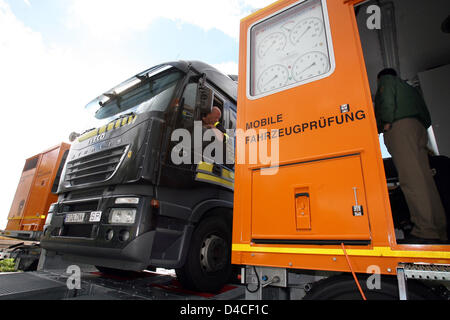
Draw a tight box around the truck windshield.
[86,66,183,122]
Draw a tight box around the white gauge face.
[290,17,323,46]
[249,0,334,98]
[292,51,329,82]
[258,32,287,59]
[257,65,289,93]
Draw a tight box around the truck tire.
[303,274,442,300]
[176,216,232,293]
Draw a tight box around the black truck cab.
[41,61,237,292]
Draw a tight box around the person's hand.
[383,123,392,133]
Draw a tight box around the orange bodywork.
[6,143,70,233]
[232,0,449,276]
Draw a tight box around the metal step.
[400,263,450,281]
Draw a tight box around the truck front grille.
[65,146,127,186]
[59,200,99,213]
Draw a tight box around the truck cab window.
[227,106,237,131]
[179,82,197,130]
[213,95,224,124]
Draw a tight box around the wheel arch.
[189,199,233,225]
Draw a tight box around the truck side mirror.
[196,84,213,115]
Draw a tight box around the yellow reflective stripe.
[78,129,99,142]
[78,116,138,143]
[222,169,235,181]
[197,162,235,182]
[98,125,107,134]
[232,244,450,260]
[8,216,43,221]
[198,162,213,173]
[196,172,234,189]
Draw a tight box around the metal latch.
[352,187,364,216]
[295,192,311,230]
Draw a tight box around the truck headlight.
[109,209,137,224]
[115,197,140,205]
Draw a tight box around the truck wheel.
[303,274,442,300]
[176,216,232,293]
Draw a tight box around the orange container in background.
[5,143,70,235]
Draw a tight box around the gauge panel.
[249,0,335,98]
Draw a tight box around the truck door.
[236,0,389,245]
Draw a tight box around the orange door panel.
[251,155,371,242]
[23,148,59,219]
[7,168,36,221]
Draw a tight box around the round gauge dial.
[257,64,289,94]
[290,17,324,46]
[258,32,287,59]
[292,51,330,82]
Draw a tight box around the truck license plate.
[89,211,102,222]
[65,212,86,223]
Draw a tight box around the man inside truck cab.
[375,68,448,244]
[202,106,227,142]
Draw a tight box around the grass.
[0,259,16,272]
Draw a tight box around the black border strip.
[252,239,372,246]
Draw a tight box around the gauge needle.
[263,75,278,87]
[297,62,316,76]
[263,40,277,56]
[298,26,312,40]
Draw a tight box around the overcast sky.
[0,0,275,229]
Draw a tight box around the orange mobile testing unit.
[2,143,70,241]
[232,0,449,299]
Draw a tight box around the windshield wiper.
[80,128,96,136]
[99,92,121,107]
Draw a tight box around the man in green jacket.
[375,68,447,244]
